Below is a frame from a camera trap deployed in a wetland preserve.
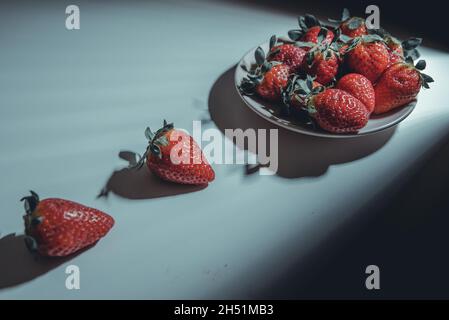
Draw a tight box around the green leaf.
[295,41,315,48]
[306,51,314,66]
[306,76,313,90]
[421,73,434,83]
[339,34,352,43]
[269,35,277,50]
[150,144,161,158]
[288,29,303,41]
[255,47,265,65]
[402,37,422,50]
[348,17,363,30]
[304,14,319,28]
[342,8,350,21]
[298,16,308,31]
[415,60,426,71]
[317,27,328,43]
[405,48,420,60]
[145,127,154,140]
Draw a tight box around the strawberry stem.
[20,190,39,215]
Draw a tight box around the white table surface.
[1,0,449,299]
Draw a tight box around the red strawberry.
[134,121,215,185]
[311,89,368,133]
[385,36,422,67]
[374,59,433,114]
[331,8,368,38]
[268,42,306,73]
[288,14,334,45]
[340,17,367,38]
[21,191,114,257]
[346,35,390,83]
[255,64,290,101]
[385,36,404,66]
[301,26,334,45]
[240,46,289,101]
[302,46,339,85]
[336,73,375,113]
[297,79,368,133]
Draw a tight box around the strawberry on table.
[336,73,375,114]
[345,34,390,83]
[21,191,114,257]
[240,45,289,101]
[374,58,433,114]
[267,35,307,73]
[133,120,215,185]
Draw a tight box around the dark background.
[231,0,449,51]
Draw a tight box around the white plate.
[234,41,416,138]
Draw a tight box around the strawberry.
[240,46,289,101]
[254,64,289,101]
[21,191,114,257]
[268,36,306,73]
[385,36,404,66]
[336,73,375,113]
[301,26,334,45]
[296,79,369,133]
[288,14,334,45]
[133,121,215,185]
[345,34,390,83]
[330,8,367,39]
[374,59,433,114]
[301,31,340,85]
[387,36,422,67]
[282,75,323,111]
[303,50,338,85]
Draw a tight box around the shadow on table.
[98,151,207,200]
[208,66,396,179]
[0,233,82,290]
[252,131,449,299]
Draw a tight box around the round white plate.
[234,41,416,138]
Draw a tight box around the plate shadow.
[208,66,396,178]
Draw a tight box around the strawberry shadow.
[0,233,85,290]
[98,151,207,200]
[208,66,396,178]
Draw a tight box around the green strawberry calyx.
[239,37,283,96]
[131,120,174,169]
[328,8,365,31]
[296,28,340,67]
[288,14,322,41]
[404,58,434,89]
[370,27,422,61]
[20,190,42,252]
[343,34,385,54]
[286,75,325,113]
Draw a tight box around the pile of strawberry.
[239,9,434,134]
